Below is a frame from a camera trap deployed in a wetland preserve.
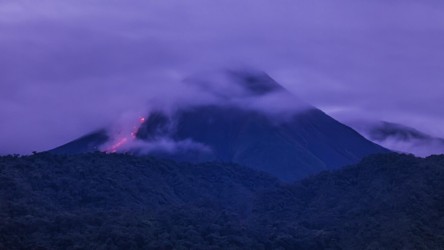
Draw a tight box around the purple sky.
[1,0,444,154]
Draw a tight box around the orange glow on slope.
[105,116,146,153]
[107,137,128,153]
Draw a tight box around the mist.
[95,69,312,155]
[1,0,444,154]
[350,120,444,157]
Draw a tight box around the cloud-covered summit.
[1,0,444,154]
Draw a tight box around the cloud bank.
[351,121,444,157]
[1,0,444,154]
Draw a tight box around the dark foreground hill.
[1,153,444,249]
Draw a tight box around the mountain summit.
[51,70,388,181]
[184,69,286,97]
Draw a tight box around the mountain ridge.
[1,152,443,249]
[349,120,444,157]
[51,70,389,181]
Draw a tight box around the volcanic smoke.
[104,117,146,153]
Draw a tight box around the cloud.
[122,138,212,155]
[373,137,444,157]
[91,68,312,155]
[347,120,444,157]
[1,0,444,154]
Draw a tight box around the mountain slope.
[252,153,444,249]
[1,153,444,249]
[51,130,109,154]
[51,70,388,181]
[350,121,444,157]
[135,106,389,181]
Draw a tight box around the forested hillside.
[1,153,443,249]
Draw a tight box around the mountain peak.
[225,69,285,96]
[184,69,285,98]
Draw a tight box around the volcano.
[51,70,389,181]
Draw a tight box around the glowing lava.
[107,137,129,153]
[105,116,146,153]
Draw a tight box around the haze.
[1,0,444,154]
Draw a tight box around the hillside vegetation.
[1,153,443,249]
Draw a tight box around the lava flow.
[105,116,146,153]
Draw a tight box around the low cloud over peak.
[1,0,444,154]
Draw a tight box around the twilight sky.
[1,0,444,154]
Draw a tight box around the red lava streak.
[105,116,146,153]
[107,138,128,153]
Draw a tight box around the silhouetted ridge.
[351,120,444,156]
[1,153,444,249]
[369,121,432,141]
[51,130,108,154]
